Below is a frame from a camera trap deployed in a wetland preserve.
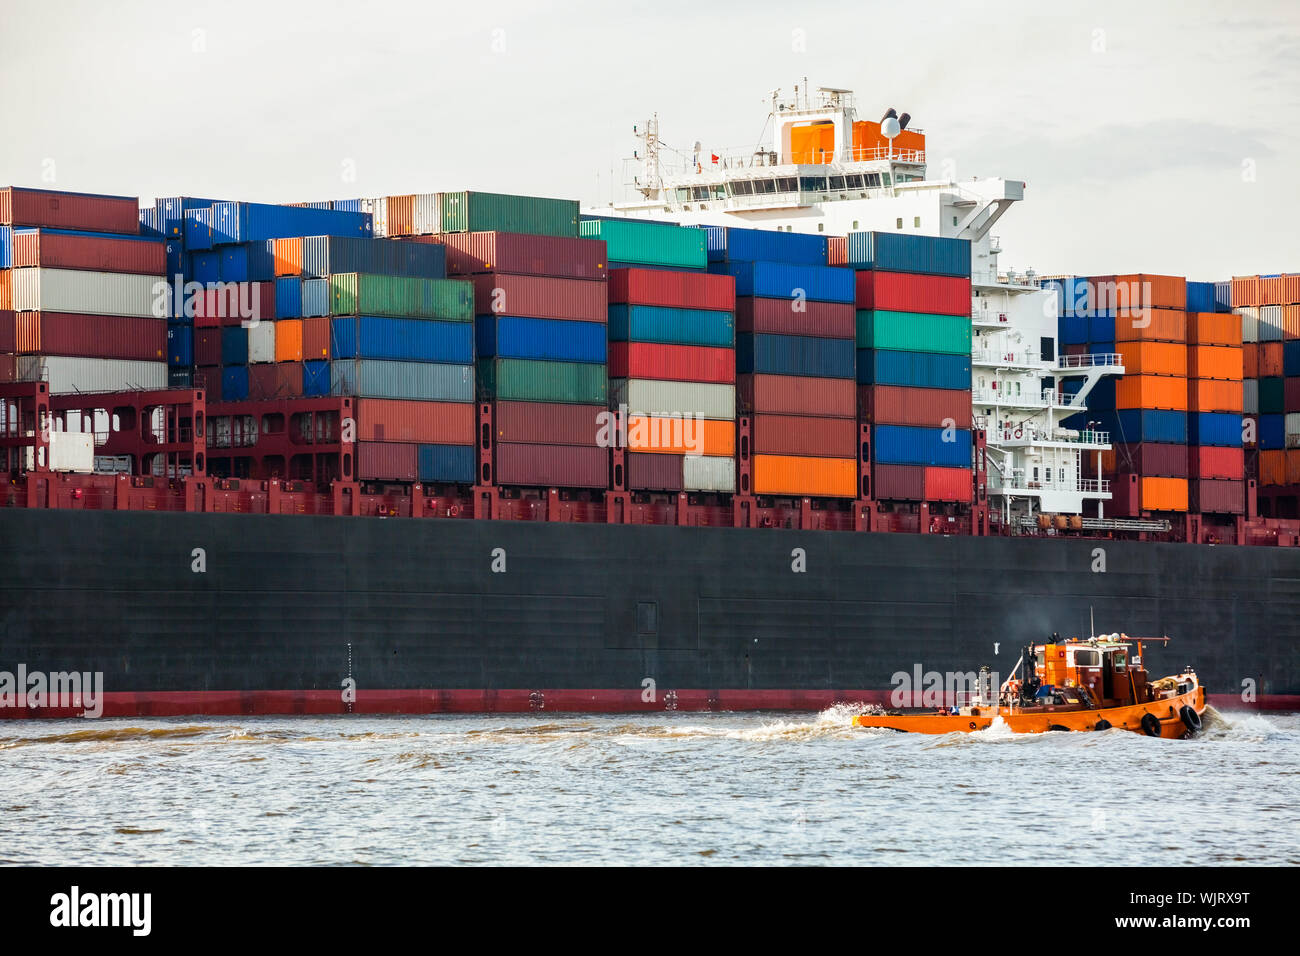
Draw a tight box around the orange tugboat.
[852,635,1206,738]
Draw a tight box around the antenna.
[1090,606,1095,640]
[635,113,661,200]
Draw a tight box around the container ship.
[2,84,1298,717]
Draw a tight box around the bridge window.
[799,176,827,192]
[755,179,776,194]
[896,218,903,229]
[691,186,709,201]
[846,175,865,188]
[866,173,883,188]
[914,217,921,228]
[778,177,797,191]
[732,180,754,196]
[817,223,824,232]
[1076,650,1100,667]
[829,176,846,190]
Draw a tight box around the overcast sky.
[2,0,1297,279]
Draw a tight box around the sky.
[2,0,1298,279]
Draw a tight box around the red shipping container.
[472,273,607,322]
[872,463,925,500]
[1260,342,1284,377]
[195,329,221,366]
[356,399,475,444]
[247,364,280,401]
[494,401,604,446]
[193,367,221,402]
[495,442,608,488]
[1104,441,1189,478]
[609,342,735,384]
[753,414,856,458]
[924,466,972,502]
[861,384,972,428]
[854,272,970,315]
[1107,473,1142,517]
[0,354,15,383]
[739,373,856,417]
[625,451,683,491]
[1190,478,1244,514]
[11,230,166,275]
[1243,343,1258,379]
[385,195,415,237]
[0,272,10,310]
[0,186,139,234]
[193,282,276,327]
[303,317,331,360]
[1190,446,1244,480]
[15,312,166,361]
[735,297,855,338]
[827,236,847,267]
[1231,276,1260,308]
[1286,378,1300,411]
[608,268,735,311]
[425,232,607,280]
[0,310,13,353]
[358,441,418,481]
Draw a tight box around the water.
[1,706,1296,866]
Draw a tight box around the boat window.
[829,176,846,190]
[799,176,827,192]
[691,186,710,201]
[1076,650,1100,667]
[778,177,798,191]
[755,179,776,194]
[896,218,903,229]
[732,180,754,196]
[712,185,727,200]
[674,188,691,202]
[846,175,865,188]
[1113,651,1127,671]
[914,216,921,228]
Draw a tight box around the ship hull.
[1,509,1298,717]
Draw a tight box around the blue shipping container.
[165,240,184,278]
[302,360,330,396]
[874,425,973,467]
[301,235,446,280]
[1043,277,1090,317]
[138,207,162,238]
[738,333,855,379]
[190,251,220,285]
[1058,315,1089,345]
[1089,316,1116,342]
[1103,409,1188,444]
[844,232,972,277]
[157,197,224,239]
[607,305,735,348]
[183,208,213,250]
[210,202,372,245]
[1258,414,1285,449]
[1285,341,1300,377]
[1186,281,1216,313]
[331,199,364,213]
[332,317,474,364]
[418,444,476,484]
[476,316,605,364]
[856,349,971,390]
[167,324,193,366]
[709,261,855,303]
[330,359,475,402]
[221,366,249,401]
[275,278,303,318]
[218,241,275,283]
[221,327,248,365]
[1189,412,1243,447]
[704,226,828,266]
[0,226,10,268]
[302,279,330,318]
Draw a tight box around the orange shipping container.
[275,319,303,362]
[1112,274,1186,310]
[1187,345,1243,381]
[0,271,9,310]
[1187,312,1242,346]
[1243,343,1259,379]
[1114,308,1186,343]
[1116,375,1188,411]
[1284,304,1300,339]
[385,195,416,237]
[355,399,475,444]
[1287,449,1300,486]
[1260,342,1284,378]
[1141,476,1188,511]
[1188,379,1244,413]
[1259,449,1287,487]
[1116,341,1186,376]
[753,454,857,498]
[1260,276,1288,306]
[627,415,735,457]
[272,238,303,277]
[1231,276,1260,308]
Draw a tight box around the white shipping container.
[24,430,94,473]
[412,194,440,235]
[248,321,276,363]
[12,268,165,318]
[361,197,389,238]
[1259,305,1283,342]
[683,455,736,492]
[1286,413,1300,448]
[17,356,167,393]
[1236,307,1259,344]
[611,379,736,421]
[1243,379,1259,414]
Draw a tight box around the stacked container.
[1185,282,1246,513]
[848,232,973,503]
[1232,273,1300,493]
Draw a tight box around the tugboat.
[852,635,1206,738]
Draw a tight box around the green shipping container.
[1259,376,1284,414]
[579,219,707,269]
[856,310,972,355]
[479,359,608,404]
[439,191,580,237]
[330,273,474,321]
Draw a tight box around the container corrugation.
[626,452,682,491]
[274,319,303,362]
[15,312,166,361]
[167,367,192,389]
[471,273,607,322]
[362,197,388,238]
[860,384,973,428]
[611,378,736,420]
[827,236,846,267]
[220,326,247,365]
[218,242,276,283]
[1190,446,1244,480]
[1186,345,1243,381]
[1188,412,1244,447]
[476,315,605,364]
[356,398,475,444]
[417,443,475,483]
[194,329,220,366]
[608,304,735,347]
[711,260,855,303]
[735,298,853,338]
[11,229,165,275]
[156,197,224,239]
[752,414,855,458]
[303,317,331,359]
[856,310,971,355]
[220,366,249,401]
[495,401,604,446]
[737,373,854,417]
[1141,476,1189,511]
[412,194,440,236]
[873,425,972,467]
[608,268,733,310]
[627,416,735,457]
[275,277,302,318]
[0,272,9,311]
[11,269,164,318]
[331,316,474,364]
[924,466,972,502]
[479,358,607,404]
[1116,375,1188,411]
[1185,282,1216,313]
[442,192,580,238]
[331,359,474,402]
[1286,305,1300,340]
[301,236,446,280]
[330,273,473,321]
[1237,307,1259,344]
[302,279,330,318]
[1104,442,1188,478]
[1113,309,1187,343]
[169,323,193,366]
[247,321,275,363]
[1188,312,1242,346]
[0,310,15,352]
[0,187,139,234]
[872,463,925,500]
[1285,340,1300,377]
[681,455,735,492]
[0,225,10,268]
[579,219,705,268]
[1259,304,1284,342]
[190,251,219,284]
[857,349,972,390]
[494,442,608,488]
[1188,379,1243,413]
[183,208,213,250]
[272,238,303,276]
[302,359,330,396]
[705,226,828,266]
[1259,377,1284,414]
[1110,274,1187,310]
[1115,341,1188,377]
[844,232,971,277]
[15,356,166,392]
[191,282,275,327]
[854,272,971,315]
[1243,342,1258,378]
[1260,342,1284,377]
[1100,409,1187,444]
[1214,281,1233,312]
[383,196,416,238]
[611,342,735,384]
[432,232,606,280]
[753,454,857,498]
[737,333,854,379]
[1287,413,1300,446]
[357,441,418,481]
[1257,449,1285,485]
[1190,479,1244,514]
[1243,378,1259,415]
[210,201,372,245]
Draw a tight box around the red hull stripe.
[0,689,1296,719]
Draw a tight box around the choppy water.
[1,706,1295,866]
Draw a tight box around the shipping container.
[705,226,829,266]
[0,310,14,352]
[872,463,925,500]
[301,235,446,280]
[1058,315,1089,345]
[608,304,735,347]
[417,443,475,483]
[357,441,418,481]
[11,229,165,275]
[625,452,683,492]
[1186,344,1243,380]
[855,271,971,315]
[156,197,224,239]
[183,208,213,250]
[355,398,475,444]
[844,232,971,277]
[210,201,372,245]
[1116,375,1188,411]
[1190,446,1245,480]
[753,454,856,498]
[331,316,474,364]
[611,342,735,384]
[442,192,579,238]
[471,273,606,322]
[734,298,853,339]
[220,365,249,401]
[302,317,330,359]
[494,442,608,488]
[1089,315,1116,342]
[1285,340,1300,377]
[15,311,166,361]
[1110,274,1187,310]
[476,315,605,364]
[479,358,607,404]
[190,281,275,327]
[873,425,972,467]
[1237,307,1259,344]
[752,414,855,458]
[1260,343,1285,378]
[1259,304,1284,342]
[1189,479,1244,514]
[247,362,302,401]
[494,401,604,446]
[1257,449,1286,485]
[272,237,303,276]
[331,273,473,321]
[190,251,219,284]
[302,359,330,396]
[1103,442,1188,478]
[11,268,165,318]
[737,374,854,417]
[1098,409,1188,444]
[0,272,8,311]
[383,195,416,238]
[1044,277,1090,317]
[1243,342,1259,378]
[302,278,330,318]
[1260,377,1284,414]
[627,416,735,456]
[924,466,972,502]
[1287,413,1300,447]
[0,187,139,234]
[218,242,275,283]
[248,321,275,363]
[1116,341,1188,377]
[1188,412,1243,447]
[712,260,855,303]
[1188,379,1244,414]
[194,329,221,366]
[331,359,474,402]
[1185,281,1216,313]
[13,356,166,393]
[608,268,734,311]
[682,455,736,492]
[169,323,193,366]
[1141,476,1189,511]
[857,349,972,390]
[1285,378,1300,411]
[1114,309,1186,343]
[431,232,606,280]
[857,310,971,355]
[221,326,248,365]
[273,319,303,362]
[827,236,846,267]
[579,219,705,269]
[1214,281,1233,312]
[612,378,736,420]
[275,277,302,318]
[861,384,973,428]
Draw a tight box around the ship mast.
[634,114,661,200]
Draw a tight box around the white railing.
[971,388,1070,408]
[972,309,1010,325]
[990,427,1110,446]
[997,477,1111,495]
[1057,353,1121,370]
[972,349,1042,367]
